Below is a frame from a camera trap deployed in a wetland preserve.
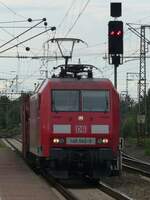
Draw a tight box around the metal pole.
[114,64,118,88]
[138,26,147,144]
[65,56,69,69]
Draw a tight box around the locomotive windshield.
[52,90,109,112]
[81,90,109,112]
[52,90,79,111]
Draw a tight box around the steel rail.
[2,138,80,200]
[97,182,133,200]
[3,139,136,200]
[122,153,150,177]
[85,177,133,200]
[123,164,150,178]
[42,171,80,200]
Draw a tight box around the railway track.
[2,138,133,200]
[122,152,150,177]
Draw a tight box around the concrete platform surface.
[0,148,64,200]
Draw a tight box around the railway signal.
[108,20,123,88]
[108,20,123,54]
[108,2,123,88]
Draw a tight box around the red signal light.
[117,30,122,36]
[110,30,122,36]
[110,31,115,36]
[108,21,123,54]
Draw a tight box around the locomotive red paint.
[22,68,121,180]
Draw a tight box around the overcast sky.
[0,0,150,99]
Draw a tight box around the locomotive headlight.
[97,138,109,144]
[53,138,60,144]
[102,138,109,144]
[53,138,65,144]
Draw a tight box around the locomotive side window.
[81,90,109,112]
[52,90,79,111]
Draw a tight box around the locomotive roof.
[49,78,113,86]
[36,78,114,93]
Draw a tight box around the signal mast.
[108,2,123,88]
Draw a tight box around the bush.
[122,115,136,138]
[0,96,21,136]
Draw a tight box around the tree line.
[0,96,21,137]
[121,88,150,139]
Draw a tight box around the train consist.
[21,64,121,180]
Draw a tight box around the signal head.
[108,20,123,54]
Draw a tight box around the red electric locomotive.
[21,64,121,180]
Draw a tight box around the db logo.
[76,125,86,133]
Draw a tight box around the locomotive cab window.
[52,90,79,111]
[52,90,109,112]
[81,90,109,112]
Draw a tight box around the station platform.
[0,146,64,200]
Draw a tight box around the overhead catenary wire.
[50,0,78,59]
[0,0,26,19]
[0,18,50,57]
[0,26,56,54]
[0,18,47,24]
[57,0,77,29]
[0,19,47,49]
[0,20,51,66]
[0,2,50,63]
[64,0,90,38]
[51,0,90,62]
[0,17,56,83]
[0,26,51,28]
[0,1,56,89]
[0,24,45,59]
[0,1,150,95]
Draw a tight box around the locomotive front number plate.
[66,137,96,144]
